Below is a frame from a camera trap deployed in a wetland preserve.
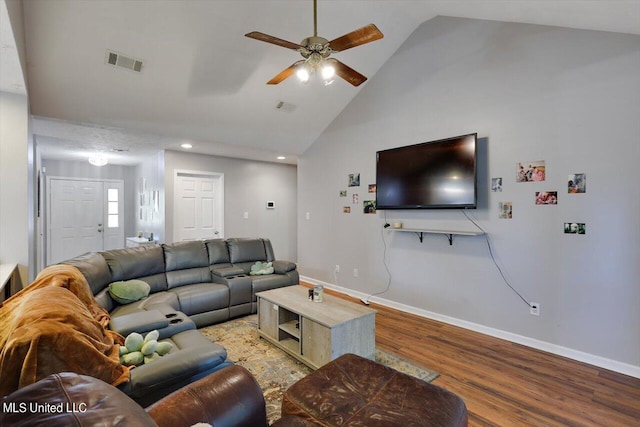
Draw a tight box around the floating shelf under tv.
[387,228,485,245]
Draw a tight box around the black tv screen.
[376,133,477,209]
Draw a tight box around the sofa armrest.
[146,365,268,427]
[212,266,246,278]
[273,260,296,274]
[109,310,169,336]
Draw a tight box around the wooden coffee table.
[256,285,376,369]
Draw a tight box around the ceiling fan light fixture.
[88,155,108,167]
[296,64,310,83]
[321,62,335,80]
[246,0,383,87]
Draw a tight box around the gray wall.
[298,17,640,373]
[164,150,297,261]
[134,151,165,242]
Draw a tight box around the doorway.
[173,170,224,242]
[46,177,124,265]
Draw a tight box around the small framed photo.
[368,184,377,193]
[352,194,359,204]
[343,206,351,213]
[564,222,586,234]
[348,173,360,187]
[363,200,376,214]
[491,177,503,192]
[535,191,558,205]
[516,160,545,182]
[499,202,512,219]
[339,190,347,197]
[568,173,586,193]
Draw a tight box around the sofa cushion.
[205,238,231,265]
[61,252,112,296]
[163,241,209,271]
[263,238,276,262]
[102,246,167,293]
[108,280,151,304]
[110,292,180,318]
[169,283,229,316]
[227,238,267,264]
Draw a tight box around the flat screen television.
[376,133,477,209]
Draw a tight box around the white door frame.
[46,176,125,265]
[173,170,224,243]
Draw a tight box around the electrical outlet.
[530,302,540,316]
[335,265,340,273]
[353,268,359,277]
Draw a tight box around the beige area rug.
[200,314,439,425]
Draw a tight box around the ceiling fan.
[245,0,383,86]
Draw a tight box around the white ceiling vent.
[105,50,143,73]
[275,101,296,113]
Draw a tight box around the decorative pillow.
[250,261,274,276]
[119,330,173,366]
[108,279,150,304]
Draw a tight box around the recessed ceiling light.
[277,156,286,160]
[181,143,193,149]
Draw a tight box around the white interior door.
[174,171,224,242]
[47,178,124,265]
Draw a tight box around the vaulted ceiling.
[5,0,640,165]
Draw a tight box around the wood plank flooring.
[305,283,640,426]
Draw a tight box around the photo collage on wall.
[340,173,377,214]
[491,160,587,234]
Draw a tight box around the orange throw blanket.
[0,264,130,397]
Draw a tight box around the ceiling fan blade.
[267,61,305,85]
[245,31,303,50]
[329,59,367,87]
[328,24,383,52]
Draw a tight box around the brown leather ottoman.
[274,353,468,427]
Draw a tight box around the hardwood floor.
[307,284,640,426]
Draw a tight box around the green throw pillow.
[108,280,150,304]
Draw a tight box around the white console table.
[126,237,156,248]
[387,227,484,245]
[0,263,18,302]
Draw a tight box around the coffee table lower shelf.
[256,286,376,370]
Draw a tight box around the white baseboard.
[300,275,640,379]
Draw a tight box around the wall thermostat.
[266,201,275,209]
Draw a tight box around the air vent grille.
[275,101,296,113]
[105,49,143,73]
